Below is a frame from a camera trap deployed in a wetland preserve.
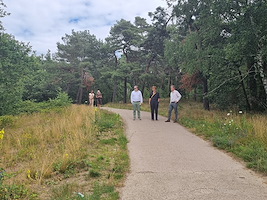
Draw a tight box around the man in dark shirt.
[149,86,160,121]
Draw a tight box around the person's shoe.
[139,118,141,120]
[133,118,136,121]
[165,120,170,122]
[156,119,158,121]
[173,120,178,123]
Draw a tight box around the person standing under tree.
[165,85,182,123]
[149,86,160,121]
[96,89,103,108]
[131,86,143,120]
[88,90,95,107]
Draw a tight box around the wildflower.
[227,113,231,116]
[0,129,4,140]
[27,170,33,180]
[239,111,243,114]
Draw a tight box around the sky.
[2,0,167,55]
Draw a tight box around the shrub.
[15,92,72,115]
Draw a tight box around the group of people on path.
[88,89,103,107]
[130,85,182,122]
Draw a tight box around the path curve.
[103,108,267,200]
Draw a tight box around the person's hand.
[140,103,142,106]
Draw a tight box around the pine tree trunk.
[238,69,251,110]
[257,55,267,106]
[203,76,210,110]
[112,81,118,102]
[248,61,258,110]
[124,77,127,103]
[77,66,84,104]
[194,88,197,102]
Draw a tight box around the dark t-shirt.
[150,92,160,103]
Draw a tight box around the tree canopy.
[1,0,267,115]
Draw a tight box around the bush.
[14,92,72,115]
[48,92,72,107]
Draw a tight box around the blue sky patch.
[69,18,81,24]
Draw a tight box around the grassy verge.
[0,105,129,199]
[106,100,267,174]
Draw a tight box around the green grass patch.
[0,184,38,200]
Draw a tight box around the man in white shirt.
[131,85,143,120]
[165,85,182,123]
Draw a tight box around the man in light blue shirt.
[165,85,182,123]
[131,86,143,120]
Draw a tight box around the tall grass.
[107,100,267,174]
[0,105,129,199]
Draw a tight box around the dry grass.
[1,105,93,183]
[0,105,129,199]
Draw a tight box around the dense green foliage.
[1,0,267,114]
[165,0,267,111]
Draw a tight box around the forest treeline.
[1,0,267,116]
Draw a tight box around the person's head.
[97,89,100,93]
[171,85,176,92]
[91,90,94,93]
[134,85,139,91]
[152,86,157,92]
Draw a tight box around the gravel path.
[103,108,267,200]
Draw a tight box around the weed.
[89,170,101,178]
[0,184,38,200]
[89,183,119,200]
[51,183,89,200]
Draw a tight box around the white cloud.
[2,0,167,54]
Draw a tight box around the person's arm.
[140,91,143,104]
[176,91,182,103]
[158,93,161,102]
[130,92,133,104]
[149,93,152,105]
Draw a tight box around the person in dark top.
[149,86,160,121]
[96,89,103,107]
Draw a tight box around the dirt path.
[103,108,267,200]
